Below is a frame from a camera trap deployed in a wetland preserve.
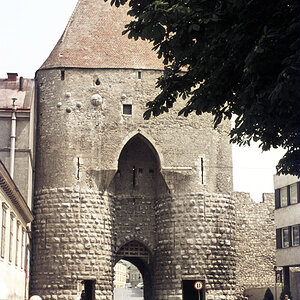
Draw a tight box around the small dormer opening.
[123,104,132,115]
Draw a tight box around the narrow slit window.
[132,166,136,188]
[201,157,204,184]
[138,71,142,79]
[76,157,80,180]
[123,104,132,115]
[61,70,65,80]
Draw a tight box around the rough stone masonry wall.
[33,67,234,300]
[114,195,156,250]
[31,187,114,300]
[234,192,276,298]
[153,192,236,300]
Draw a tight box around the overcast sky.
[0,0,286,202]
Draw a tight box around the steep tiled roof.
[40,0,164,71]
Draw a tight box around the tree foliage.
[108,0,300,176]
[263,288,274,300]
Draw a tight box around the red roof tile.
[40,0,164,71]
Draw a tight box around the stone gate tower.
[31,1,235,299]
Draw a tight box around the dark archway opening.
[109,133,168,197]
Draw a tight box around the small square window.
[292,225,299,246]
[123,104,132,115]
[280,187,288,207]
[290,183,298,205]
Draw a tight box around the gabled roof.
[0,75,34,111]
[40,0,163,71]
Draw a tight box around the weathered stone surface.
[234,192,275,296]
[31,34,276,300]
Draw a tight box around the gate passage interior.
[116,241,152,300]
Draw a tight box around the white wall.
[0,190,30,300]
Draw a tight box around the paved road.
[114,287,144,300]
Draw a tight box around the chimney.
[19,76,24,91]
[7,73,18,81]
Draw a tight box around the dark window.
[61,70,65,80]
[182,280,205,300]
[276,228,282,249]
[282,227,289,248]
[292,225,299,246]
[138,71,142,79]
[280,187,288,207]
[275,189,280,209]
[95,78,100,85]
[276,182,300,209]
[290,183,298,205]
[123,104,132,115]
[83,280,95,300]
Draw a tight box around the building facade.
[274,174,300,298]
[0,161,34,300]
[0,73,35,204]
[113,260,127,288]
[0,73,35,300]
[30,1,276,300]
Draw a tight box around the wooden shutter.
[287,185,291,206]
[276,228,282,249]
[275,189,280,209]
[288,226,292,247]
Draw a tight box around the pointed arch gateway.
[111,134,169,300]
[110,133,168,197]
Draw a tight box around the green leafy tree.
[263,288,274,300]
[108,0,300,176]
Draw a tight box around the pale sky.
[0,0,286,202]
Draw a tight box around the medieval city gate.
[110,133,167,300]
[30,1,236,299]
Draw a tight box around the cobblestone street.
[114,287,144,300]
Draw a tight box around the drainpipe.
[10,98,17,179]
